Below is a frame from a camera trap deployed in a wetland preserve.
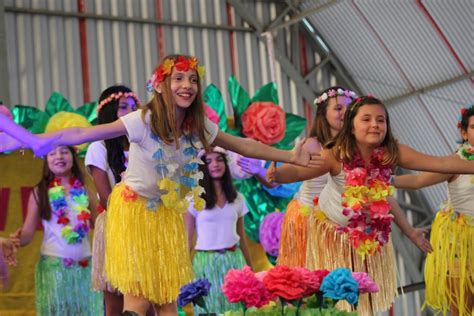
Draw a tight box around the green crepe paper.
[234,177,292,242]
[76,101,98,126]
[45,91,75,117]
[228,75,250,129]
[204,84,227,132]
[12,105,50,134]
[250,82,279,105]
[273,113,308,150]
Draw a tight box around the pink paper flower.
[0,105,12,120]
[352,272,379,294]
[345,167,367,186]
[222,266,272,308]
[295,268,322,297]
[204,104,219,124]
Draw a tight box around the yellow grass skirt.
[306,208,397,315]
[424,204,473,316]
[277,199,310,267]
[104,183,193,304]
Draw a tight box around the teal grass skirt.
[192,248,246,315]
[35,255,103,316]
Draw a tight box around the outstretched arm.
[394,172,453,190]
[398,143,474,174]
[212,131,319,167]
[388,196,432,253]
[10,190,41,247]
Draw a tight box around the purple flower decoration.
[62,258,75,268]
[352,272,379,294]
[177,278,211,308]
[259,211,284,257]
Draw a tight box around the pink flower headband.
[313,88,357,106]
[146,56,205,92]
[96,92,140,113]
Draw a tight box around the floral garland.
[146,56,205,92]
[313,88,357,106]
[340,148,394,258]
[48,177,91,245]
[457,142,474,161]
[96,91,140,114]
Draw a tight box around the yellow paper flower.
[314,209,327,221]
[299,204,311,216]
[160,191,179,209]
[161,59,175,75]
[193,197,206,211]
[197,66,205,78]
[343,185,368,207]
[368,181,394,201]
[355,238,379,258]
[158,178,179,192]
[188,57,199,69]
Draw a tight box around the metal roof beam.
[227,0,316,103]
[385,71,474,105]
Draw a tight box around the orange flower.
[121,185,138,202]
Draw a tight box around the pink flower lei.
[340,148,395,258]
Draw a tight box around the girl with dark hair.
[9,146,102,315]
[1,54,315,315]
[268,96,473,314]
[394,105,474,316]
[184,146,252,315]
[259,86,356,267]
[84,84,140,315]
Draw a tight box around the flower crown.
[146,56,205,92]
[457,105,473,129]
[313,88,357,106]
[96,92,140,113]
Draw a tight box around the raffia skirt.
[35,255,103,315]
[104,183,193,304]
[277,199,311,267]
[192,248,246,315]
[306,208,397,315]
[424,202,473,316]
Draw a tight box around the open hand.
[237,156,264,176]
[409,227,433,253]
[0,237,18,267]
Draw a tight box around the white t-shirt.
[120,110,218,198]
[85,141,129,187]
[188,193,249,250]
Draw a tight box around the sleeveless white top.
[447,174,474,216]
[317,170,348,226]
[295,174,329,206]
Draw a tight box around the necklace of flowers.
[340,147,394,258]
[457,142,474,161]
[148,133,206,213]
[48,177,91,245]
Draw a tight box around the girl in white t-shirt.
[1,54,316,315]
[9,146,102,315]
[185,147,252,315]
[85,85,139,316]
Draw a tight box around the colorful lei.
[146,56,205,92]
[340,148,394,258]
[48,177,91,245]
[457,142,474,161]
[313,88,357,106]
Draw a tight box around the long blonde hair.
[143,54,211,152]
[328,96,399,165]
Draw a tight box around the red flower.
[57,217,70,225]
[314,269,330,287]
[241,102,286,145]
[76,211,91,221]
[313,196,319,206]
[78,259,89,268]
[295,268,323,297]
[263,265,305,300]
[174,56,191,72]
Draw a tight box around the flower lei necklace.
[457,142,474,161]
[340,148,394,258]
[48,177,91,244]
